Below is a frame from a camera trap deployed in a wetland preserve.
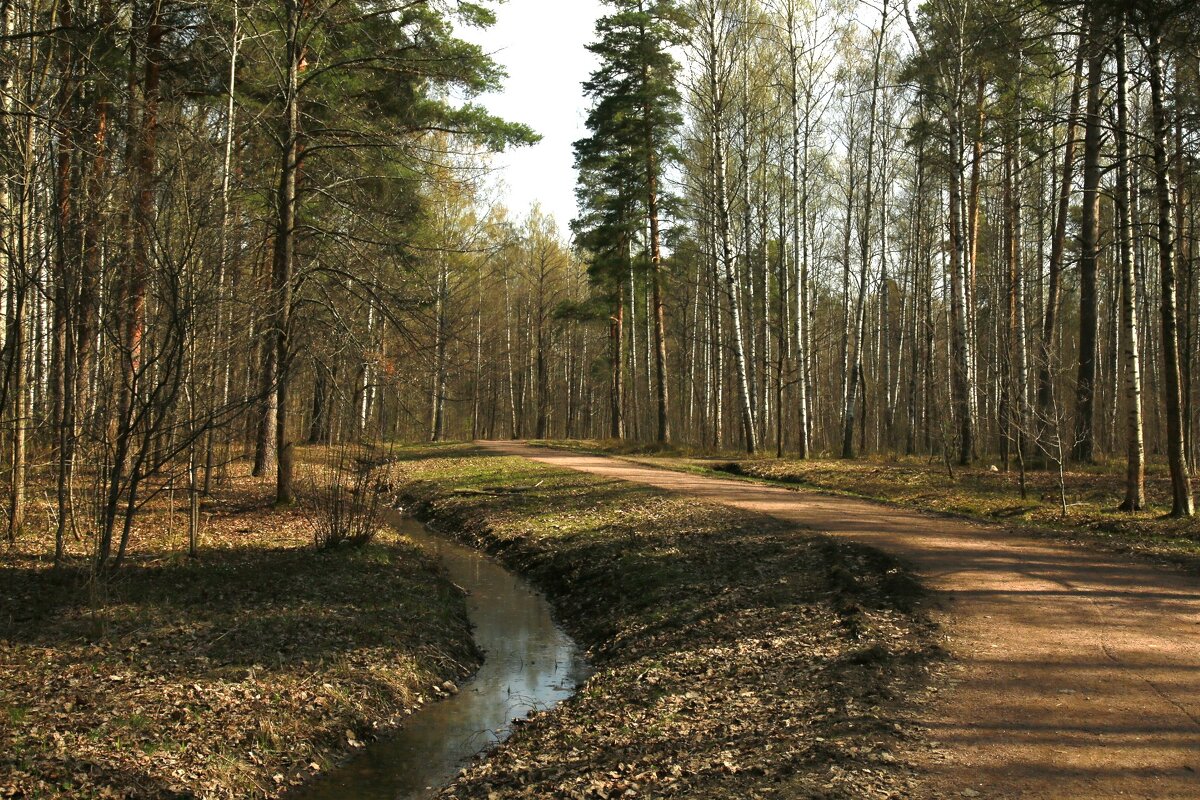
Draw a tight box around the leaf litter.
[388,446,945,799]
[1,462,478,799]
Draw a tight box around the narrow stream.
[292,514,588,800]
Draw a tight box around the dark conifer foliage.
[573,0,686,444]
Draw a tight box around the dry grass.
[536,440,1200,570]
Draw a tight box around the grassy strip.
[534,439,1200,570]
[388,444,942,800]
[1,463,477,799]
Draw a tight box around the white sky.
[462,0,605,232]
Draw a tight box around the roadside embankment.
[389,444,942,800]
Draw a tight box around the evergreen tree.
[241,0,537,502]
[574,0,687,443]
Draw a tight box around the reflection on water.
[290,513,587,800]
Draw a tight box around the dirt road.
[476,441,1200,799]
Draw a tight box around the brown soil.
[480,441,1200,800]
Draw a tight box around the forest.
[3,0,1200,798]
[1,0,1200,568]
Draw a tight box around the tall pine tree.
[574,0,686,443]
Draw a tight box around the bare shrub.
[311,447,386,550]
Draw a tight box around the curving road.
[475,441,1200,800]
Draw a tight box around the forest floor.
[8,441,1200,799]
[388,444,943,799]
[0,456,478,800]
[500,440,1200,799]
[533,439,1200,570]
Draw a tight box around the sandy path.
[475,441,1200,799]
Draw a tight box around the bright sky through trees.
[462,0,605,228]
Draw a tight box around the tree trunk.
[1074,18,1103,463]
[308,363,330,445]
[1115,22,1145,511]
[611,279,625,439]
[787,1,809,458]
[52,0,79,559]
[948,103,975,465]
[1037,41,1084,457]
[252,329,278,475]
[125,0,162,422]
[431,261,448,441]
[645,98,670,444]
[1006,42,1030,470]
[272,0,301,505]
[7,285,25,544]
[1148,27,1194,517]
[704,8,754,453]
[714,118,755,453]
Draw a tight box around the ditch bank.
[288,514,588,800]
[0,473,479,800]
[387,445,944,799]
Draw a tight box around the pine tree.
[574,0,686,444]
[245,0,536,503]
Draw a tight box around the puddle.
[290,513,588,799]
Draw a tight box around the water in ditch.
[290,514,588,800]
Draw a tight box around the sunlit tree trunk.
[644,89,670,444]
[1115,21,1145,511]
[210,0,240,490]
[272,0,301,504]
[785,0,809,458]
[714,111,755,453]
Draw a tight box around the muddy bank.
[389,445,943,799]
